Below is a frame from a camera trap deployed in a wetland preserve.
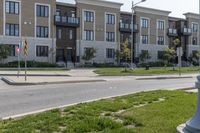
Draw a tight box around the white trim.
[35,3,51,38]
[140,17,150,44]
[104,12,117,42]
[156,19,165,45]
[76,0,123,9]
[191,22,199,45]
[3,0,21,37]
[82,9,95,41]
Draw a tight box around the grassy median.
[0,90,197,133]
[95,67,200,76]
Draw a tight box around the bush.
[138,61,173,67]
[0,61,58,68]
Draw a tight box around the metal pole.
[17,49,20,78]
[179,47,181,76]
[131,1,134,68]
[25,57,27,81]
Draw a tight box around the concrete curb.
[0,74,70,77]
[1,77,106,86]
[136,76,194,80]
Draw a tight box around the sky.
[57,0,199,18]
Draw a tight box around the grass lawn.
[0,90,197,133]
[94,67,200,76]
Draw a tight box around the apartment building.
[0,0,56,63]
[55,2,79,66]
[75,0,123,64]
[1,0,200,65]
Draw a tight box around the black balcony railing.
[167,28,178,37]
[181,28,192,36]
[54,15,80,27]
[119,22,138,32]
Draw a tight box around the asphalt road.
[0,76,197,119]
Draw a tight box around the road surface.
[0,76,196,119]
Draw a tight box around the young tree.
[0,44,11,63]
[120,39,131,71]
[162,48,176,66]
[82,47,96,64]
[139,50,151,63]
[173,38,181,48]
[191,50,200,66]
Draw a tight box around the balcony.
[54,15,80,27]
[119,22,138,33]
[181,28,192,36]
[167,28,178,37]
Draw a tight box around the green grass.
[94,67,200,76]
[0,90,197,133]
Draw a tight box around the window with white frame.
[141,18,149,28]
[157,36,164,45]
[37,26,49,38]
[84,11,94,22]
[106,48,115,59]
[192,37,198,45]
[106,14,115,24]
[106,32,115,42]
[5,1,19,14]
[157,20,164,30]
[157,51,164,60]
[36,46,49,57]
[36,5,49,17]
[84,30,94,41]
[6,23,19,36]
[141,35,148,44]
[192,23,198,32]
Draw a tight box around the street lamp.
[131,0,146,68]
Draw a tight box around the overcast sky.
[57,0,199,18]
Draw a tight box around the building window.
[157,20,164,30]
[84,30,94,41]
[158,51,164,60]
[192,23,198,32]
[106,14,115,24]
[8,45,18,56]
[141,18,149,28]
[192,37,198,45]
[84,11,94,22]
[106,32,115,42]
[69,30,73,40]
[5,1,19,14]
[56,9,61,16]
[36,46,49,57]
[141,35,148,44]
[157,36,164,45]
[106,48,115,59]
[6,23,19,36]
[37,26,49,38]
[57,29,62,39]
[36,5,49,17]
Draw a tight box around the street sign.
[24,40,28,57]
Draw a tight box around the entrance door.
[56,49,64,62]
[67,49,73,62]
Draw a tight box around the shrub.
[0,61,58,68]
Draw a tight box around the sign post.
[176,47,183,76]
[16,46,21,78]
[24,40,28,81]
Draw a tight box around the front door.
[56,49,64,62]
[67,49,73,62]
